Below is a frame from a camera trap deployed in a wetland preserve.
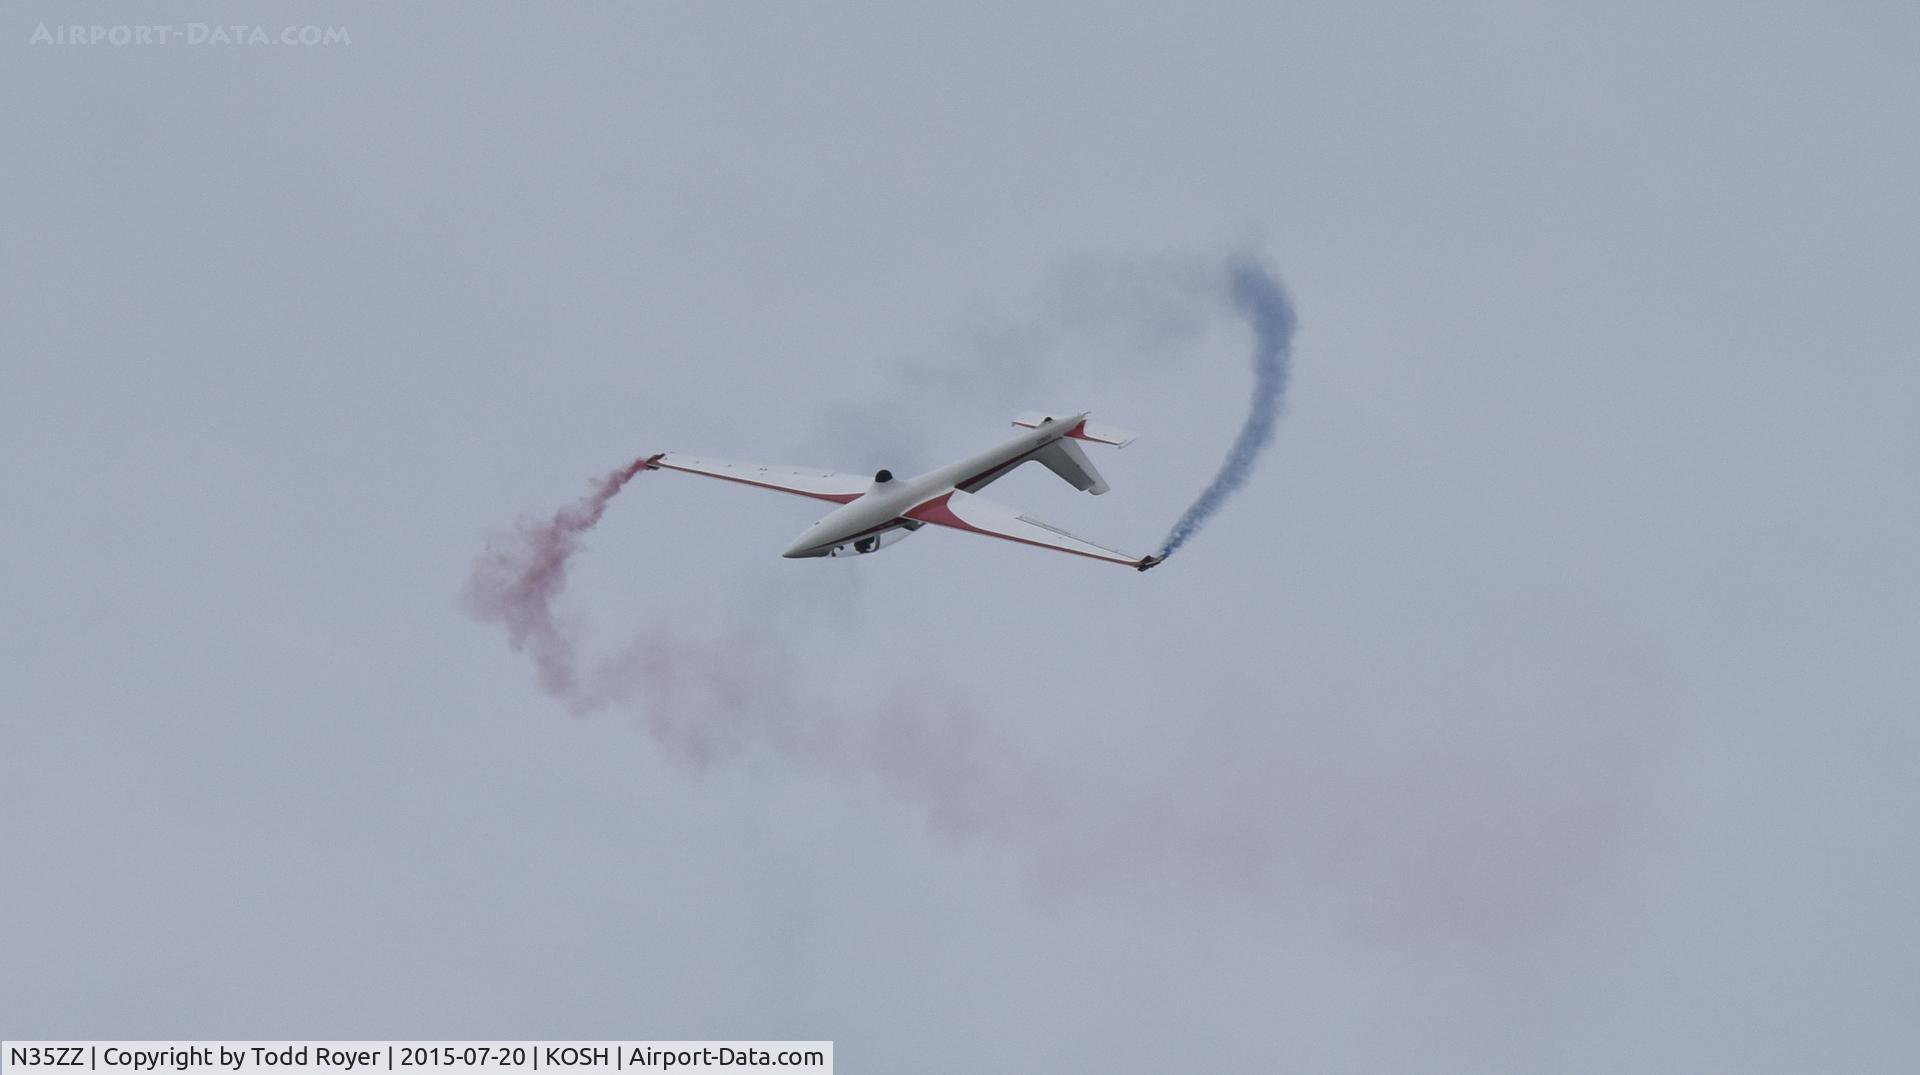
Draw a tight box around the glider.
[644,412,1162,571]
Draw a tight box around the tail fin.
[1032,438,1110,495]
[1012,411,1138,448]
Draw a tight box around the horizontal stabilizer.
[1012,411,1137,448]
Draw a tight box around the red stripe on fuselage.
[954,457,1025,493]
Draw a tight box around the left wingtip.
[1135,554,1163,572]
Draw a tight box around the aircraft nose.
[782,525,819,558]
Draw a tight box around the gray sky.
[4,3,1917,1072]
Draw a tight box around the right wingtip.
[1135,554,1163,572]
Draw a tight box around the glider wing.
[645,452,871,504]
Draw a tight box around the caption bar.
[3,1045,830,1075]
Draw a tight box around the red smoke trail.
[463,455,1059,840]
[464,456,653,703]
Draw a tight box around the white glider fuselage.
[645,408,1159,569]
[781,417,1071,558]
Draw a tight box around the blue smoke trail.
[1157,257,1296,558]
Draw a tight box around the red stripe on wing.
[905,493,1135,566]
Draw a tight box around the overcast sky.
[4,3,1917,1072]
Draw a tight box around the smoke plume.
[464,458,1052,837]
[1157,257,1297,558]
[462,253,1297,823]
[462,253,1661,946]
[463,456,652,703]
